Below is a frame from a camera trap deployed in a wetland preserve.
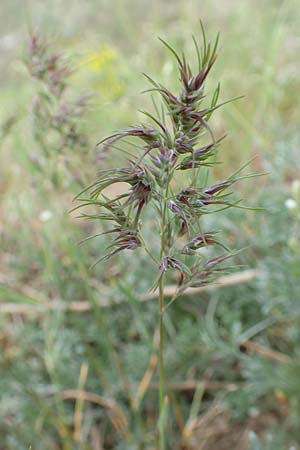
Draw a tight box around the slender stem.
[158,276,165,450]
[158,179,170,450]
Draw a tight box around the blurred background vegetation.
[0,0,300,449]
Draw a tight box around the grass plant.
[75,25,263,448]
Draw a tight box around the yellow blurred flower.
[80,44,119,72]
[78,44,124,99]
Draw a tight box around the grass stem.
[158,276,166,450]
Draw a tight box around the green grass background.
[1,0,300,449]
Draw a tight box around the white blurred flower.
[0,33,18,50]
[39,210,53,222]
[285,198,297,210]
